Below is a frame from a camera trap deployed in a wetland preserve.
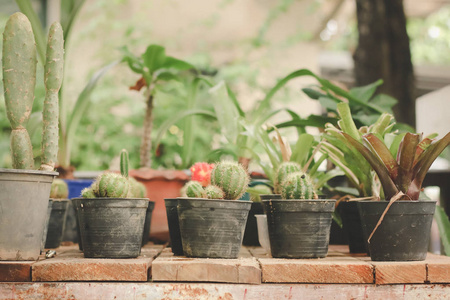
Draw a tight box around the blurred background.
[0,0,449,172]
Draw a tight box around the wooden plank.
[2,282,450,299]
[31,244,164,282]
[0,261,34,282]
[426,253,450,283]
[259,256,374,284]
[152,248,261,284]
[370,260,427,284]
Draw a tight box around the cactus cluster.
[280,172,318,200]
[50,179,69,199]
[82,149,147,199]
[274,162,302,194]
[2,13,63,171]
[182,161,249,200]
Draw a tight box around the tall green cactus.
[40,22,64,171]
[210,161,249,200]
[2,12,37,169]
[274,162,302,194]
[120,149,129,178]
[281,172,317,200]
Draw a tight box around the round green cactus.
[50,179,68,199]
[274,162,302,194]
[81,187,96,198]
[205,185,225,199]
[128,177,147,198]
[210,161,249,200]
[184,181,206,198]
[95,173,130,198]
[281,172,317,200]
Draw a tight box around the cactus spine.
[50,178,69,199]
[120,149,129,178]
[2,13,37,169]
[210,161,249,200]
[274,162,302,194]
[205,185,224,199]
[184,181,206,198]
[281,172,317,200]
[40,22,64,171]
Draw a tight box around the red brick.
[259,256,374,283]
[0,261,34,282]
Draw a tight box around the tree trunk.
[354,0,416,128]
[140,94,154,168]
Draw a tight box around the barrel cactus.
[128,177,147,198]
[50,179,69,199]
[184,181,206,198]
[94,173,130,198]
[281,172,318,200]
[2,13,63,171]
[81,187,96,198]
[210,161,249,200]
[274,162,302,194]
[205,185,225,200]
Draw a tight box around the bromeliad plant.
[2,13,63,172]
[181,161,249,200]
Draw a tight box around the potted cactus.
[0,13,63,261]
[43,179,70,249]
[263,171,336,258]
[342,126,450,261]
[177,161,252,258]
[73,150,152,258]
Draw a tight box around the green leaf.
[397,133,420,194]
[226,85,245,117]
[162,56,195,71]
[291,134,314,166]
[314,168,344,190]
[155,72,180,82]
[302,87,325,100]
[349,79,383,102]
[370,94,397,113]
[319,96,338,111]
[60,0,86,42]
[363,134,399,181]
[337,102,361,141]
[274,115,337,130]
[120,46,145,74]
[435,205,450,256]
[142,45,166,73]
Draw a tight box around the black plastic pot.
[45,199,70,249]
[141,200,156,246]
[164,198,183,256]
[242,201,264,246]
[178,198,251,258]
[358,200,436,261]
[338,201,368,254]
[74,198,148,258]
[41,199,54,253]
[263,199,336,258]
[71,198,83,251]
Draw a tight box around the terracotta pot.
[129,169,189,242]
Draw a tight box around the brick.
[370,261,427,284]
[32,245,164,282]
[0,261,34,282]
[152,251,261,284]
[259,256,373,283]
[426,253,450,283]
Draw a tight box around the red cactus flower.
[190,162,215,187]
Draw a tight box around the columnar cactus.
[40,22,64,171]
[274,162,302,194]
[205,185,225,199]
[210,161,249,200]
[2,13,63,171]
[184,181,206,198]
[120,149,129,178]
[2,13,37,169]
[50,179,69,199]
[281,172,318,200]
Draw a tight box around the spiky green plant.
[94,173,129,198]
[120,149,129,178]
[205,185,225,199]
[281,172,318,200]
[2,12,63,171]
[81,187,95,198]
[184,181,206,198]
[210,161,249,200]
[50,179,68,199]
[274,161,302,194]
[128,177,147,198]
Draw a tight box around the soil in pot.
[0,169,57,261]
[358,200,436,261]
[178,198,251,258]
[141,200,156,246]
[338,201,368,254]
[75,198,148,258]
[164,198,183,256]
[45,199,70,249]
[263,199,336,258]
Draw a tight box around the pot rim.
[176,197,251,203]
[73,197,150,201]
[358,199,437,203]
[0,168,58,176]
[262,199,337,202]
